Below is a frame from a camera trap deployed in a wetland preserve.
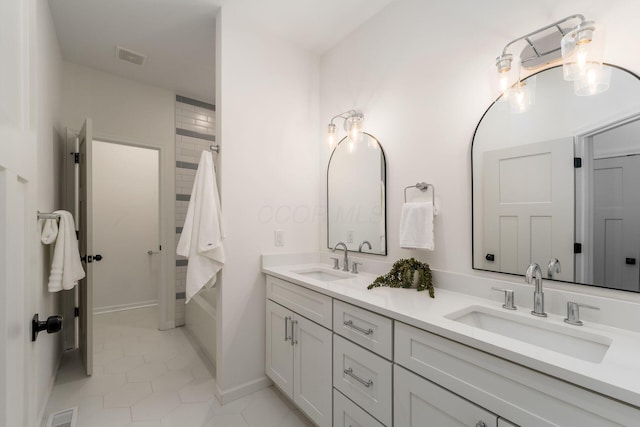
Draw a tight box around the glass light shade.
[345,113,364,144]
[574,64,611,96]
[561,21,605,81]
[507,76,536,114]
[490,54,521,101]
[327,123,337,148]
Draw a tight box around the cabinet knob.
[476,422,487,427]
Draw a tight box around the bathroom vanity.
[263,254,640,427]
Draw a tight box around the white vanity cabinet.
[394,364,497,427]
[265,277,333,427]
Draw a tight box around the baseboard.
[93,300,158,315]
[38,347,65,427]
[215,376,273,405]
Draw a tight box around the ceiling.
[49,0,396,104]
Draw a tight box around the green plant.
[367,258,434,298]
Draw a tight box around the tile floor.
[44,307,314,427]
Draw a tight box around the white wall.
[32,0,65,422]
[216,6,321,401]
[61,62,177,328]
[319,0,640,292]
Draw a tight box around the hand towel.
[48,210,85,292]
[40,218,59,244]
[177,151,225,302]
[399,202,436,250]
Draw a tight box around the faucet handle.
[351,261,362,274]
[491,287,517,310]
[564,301,599,326]
[330,257,340,270]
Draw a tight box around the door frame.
[574,112,640,284]
[62,130,171,332]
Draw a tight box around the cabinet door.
[293,314,332,427]
[266,300,294,397]
[395,365,498,427]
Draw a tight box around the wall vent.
[116,46,146,66]
[45,407,77,427]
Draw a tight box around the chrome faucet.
[525,263,547,317]
[547,258,561,279]
[358,240,372,252]
[332,242,350,272]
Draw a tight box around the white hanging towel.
[177,151,225,302]
[40,217,59,244]
[399,202,437,250]
[47,210,85,292]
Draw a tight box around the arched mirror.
[472,64,640,292]
[328,133,387,255]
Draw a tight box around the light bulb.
[327,123,337,149]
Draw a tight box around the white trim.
[215,376,273,405]
[573,112,640,285]
[93,300,158,315]
[65,128,173,331]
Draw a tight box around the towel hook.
[403,182,435,205]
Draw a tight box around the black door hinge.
[574,157,582,168]
[574,243,582,254]
[74,307,80,317]
[72,152,80,164]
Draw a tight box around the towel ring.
[404,182,435,205]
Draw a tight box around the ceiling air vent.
[116,46,146,66]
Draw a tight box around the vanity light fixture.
[491,14,609,103]
[326,110,365,149]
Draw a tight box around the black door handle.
[94,254,103,262]
[626,258,636,265]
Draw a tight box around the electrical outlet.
[347,230,354,243]
[274,230,284,247]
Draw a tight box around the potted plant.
[367,258,434,298]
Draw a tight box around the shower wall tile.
[174,95,216,326]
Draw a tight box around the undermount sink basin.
[446,306,611,363]
[292,267,352,282]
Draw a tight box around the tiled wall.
[175,95,216,325]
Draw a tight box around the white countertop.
[263,260,640,409]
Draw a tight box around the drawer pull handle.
[291,319,298,346]
[344,367,373,388]
[284,316,291,342]
[343,320,373,335]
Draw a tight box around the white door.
[78,119,94,375]
[293,315,332,427]
[0,0,34,424]
[593,155,640,291]
[265,300,294,397]
[92,140,160,312]
[394,365,498,427]
[482,138,574,280]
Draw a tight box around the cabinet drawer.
[333,335,392,426]
[333,389,385,427]
[266,275,332,329]
[333,300,393,360]
[395,364,497,427]
[395,322,638,427]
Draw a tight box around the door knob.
[147,250,160,255]
[32,314,63,342]
[93,254,103,261]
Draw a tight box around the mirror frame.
[327,132,388,255]
[471,63,640,292]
